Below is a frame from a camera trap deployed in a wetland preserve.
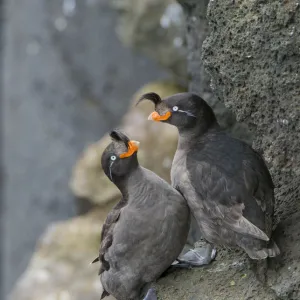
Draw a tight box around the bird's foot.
[159,242,217,278]
[143,288,157,300]
[173,243,217,268]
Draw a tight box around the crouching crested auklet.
[94,130,190,300]
[137,92,280,266]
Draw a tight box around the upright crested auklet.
[138,92,280,267]
[94,130,190,299]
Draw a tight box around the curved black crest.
[136,92,162,106]
[109,129,130,147]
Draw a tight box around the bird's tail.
[266,239,280,257]
[248,239,280,283]
[245,239,280,260]
[100,289,109,299]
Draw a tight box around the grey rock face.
[203,0,300,223]
[178,0,252,142]
[202,0,300,298]
[268,212,300,300]
[177,0,210,94]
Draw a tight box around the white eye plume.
[109,155,116,181]
[172,105,197,118]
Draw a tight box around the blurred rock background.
[2,0,170,297]
[2,0,300,299]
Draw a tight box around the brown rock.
[69,81,186,206]
[9,207,116,300]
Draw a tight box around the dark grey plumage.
[96,130,190,300]
[140,92,280,263]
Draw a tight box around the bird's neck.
[115,166,144,198]
[177,122,220,150]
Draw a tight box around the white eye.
[173,106,179,112]
[110,155,117,161]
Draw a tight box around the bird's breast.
[171,156,203,212]
[171,149,187,187]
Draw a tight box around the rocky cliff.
[202,0,300,298]
[159,0,300,298]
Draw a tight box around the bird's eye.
[110,155,117,161]
[173,106,179,112]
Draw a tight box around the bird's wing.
[241,150,274,221]
[93,198,127,274]
[100,200,124,242]
[100,197,128,244]
[187,157,270,241]
[236,145,274,237]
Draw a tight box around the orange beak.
[147,111,171,122]
[119,140,140,158]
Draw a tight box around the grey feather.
[99,166,190,300]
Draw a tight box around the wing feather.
[187,155,270,241]
[96,198,127,274]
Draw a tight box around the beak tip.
[147,111,171,122]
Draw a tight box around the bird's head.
[137,92,217,134]
[101,130,140,183]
